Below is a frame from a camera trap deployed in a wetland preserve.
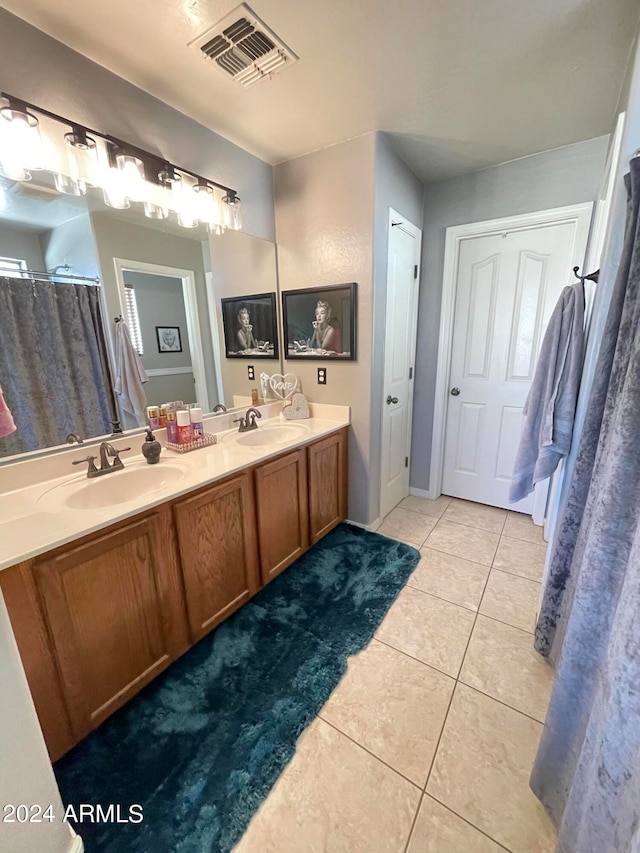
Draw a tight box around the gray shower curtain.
[531,158,640,850]
[0,277,117,456]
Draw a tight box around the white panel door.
[442,221,580,511]
[380,220,420,518]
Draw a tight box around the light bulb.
[115,153,146,201]
[102,167,130,209]
[144,182,169,220]
[222,192,242,230]
[65,128,99,188]
[0,103,43,181]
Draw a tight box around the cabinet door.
[33,511,187,741]
[254,449,309,584]
[308,429,348,544]
[173,472,260,642]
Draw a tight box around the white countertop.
[0,403,350,572]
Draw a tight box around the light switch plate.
[248,365,255,380]
[317,368,327,385]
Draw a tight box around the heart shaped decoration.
[283,392,310,420]
[268,373,299,400]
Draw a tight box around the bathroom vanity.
[0,405,349,761]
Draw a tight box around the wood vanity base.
[1,428,348,761]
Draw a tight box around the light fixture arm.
[0,90,239,198]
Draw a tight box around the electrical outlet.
[317,367,327,385]
[247,365,255,380]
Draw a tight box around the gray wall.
[370,133,425,520]
[0,8,275,242]
[274,133,376,525]
[40,215,100,280]
[0,226,45,271]
[411,134,610,493]
[125,272,192,371]
[90,213,218,413]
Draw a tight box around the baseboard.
[409,487,440,500]
[68,830,84,853]
[346,517,381,532]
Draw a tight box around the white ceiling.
[2,0,639,182]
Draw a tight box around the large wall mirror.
[0,170,283,460]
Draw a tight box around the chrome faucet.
[72,441,131,478]
[233,407,262,433]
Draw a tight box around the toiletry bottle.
[147,406,160,429]
[141,427,162,464]
[165,410,178,444]
[251,388,259,406]
[190,406,204,439]
[158,406,167,428]
[176,409,193,445]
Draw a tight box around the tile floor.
[235,496,556,853]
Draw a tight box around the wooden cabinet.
[173,472,260,642]
[308,429,348,544]
[254,448,309,584]
[2,427,349,759]
[32,507,188,742]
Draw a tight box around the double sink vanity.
[0,402,349,761]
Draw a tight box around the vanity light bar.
[0,92,242,232]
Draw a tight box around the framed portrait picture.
[156,326,182,353]
[282,283,357,360]
[220,292,279,359]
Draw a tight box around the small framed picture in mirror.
[156,326,182,353]
[221,292,279,359]
[282,283,357,360]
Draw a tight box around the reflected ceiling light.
[0,92,242,234]
[222,190,242,230]
[0,98,43,181]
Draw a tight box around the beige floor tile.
[504,512,547,545]
[378,507,437,547]
[494,535,547,582]
[480,569,540,633]
[320,639,454,786]
[408,548,490,611]
[407,795,504,853]
[233,718,420,853]
[442,499,507,534]
[427,684,556,853]
[460,615,554,722]
[375,586,475,677]
[425,519,499,566]
[399,494,452,518]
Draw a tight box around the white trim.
[205,270,226,406]
[145,366,194,377]
[430,202,594,502]
[113,258,210,412]
[347,517,381,532]
[409,486,431,499]
[379,207,422,517]
[68,829,84,853]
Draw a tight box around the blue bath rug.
[54,523,420,852]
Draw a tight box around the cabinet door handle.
[386,395,399,405]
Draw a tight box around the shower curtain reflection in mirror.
[0,276,116,457]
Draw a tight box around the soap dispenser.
[142,427,162,464]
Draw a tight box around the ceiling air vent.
[190,3,298,88]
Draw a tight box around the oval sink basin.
[38,462,187,511]
[222,422,310,448]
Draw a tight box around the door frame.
[428,202,593,502]
[379,207,422,517]
[113,257,210,413]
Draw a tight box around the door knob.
[450,387,460,396]
[386,395,399,405]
